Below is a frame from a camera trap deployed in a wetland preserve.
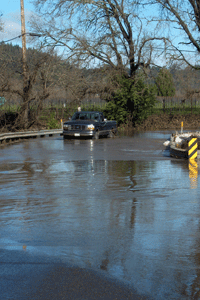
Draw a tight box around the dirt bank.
[134,113,200,131]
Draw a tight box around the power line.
[143,45,199,53]
[1,33,42,43]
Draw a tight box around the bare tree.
[0,43,63,130]
[149,0,200,68]
[57,64,122,105]
[33,0,167,79]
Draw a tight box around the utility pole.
[20,0,29,126]
[19,0,42,128]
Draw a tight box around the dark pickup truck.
[63,111,117,139]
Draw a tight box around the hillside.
[1,43,200,100]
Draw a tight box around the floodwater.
[0,132,200,299]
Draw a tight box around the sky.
[0,0,35,44]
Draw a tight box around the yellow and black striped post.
[188,137,198,160]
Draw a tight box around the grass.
[149,107,200,115]
[0,104,20,112]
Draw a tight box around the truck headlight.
[87,124,95,130]
[64,124,71,130]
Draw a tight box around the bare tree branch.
[32,0,168,78]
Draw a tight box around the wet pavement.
[0,131,199,299]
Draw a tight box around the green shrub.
[103,75,156,126]
[47,112,60,129]
[155,68,176,97]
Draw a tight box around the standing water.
[0,132,199,299]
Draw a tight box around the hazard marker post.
[188,137,198,160]
[188,137,198,188]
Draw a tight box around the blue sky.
[0,0,35,44]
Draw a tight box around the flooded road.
[0,132,199,299]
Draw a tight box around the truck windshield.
[71,112,99,121]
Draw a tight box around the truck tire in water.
[93,131,99,139]
[108,130,115,138]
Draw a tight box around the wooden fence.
[155,96,200,113]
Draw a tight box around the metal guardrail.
[0,129,63,144]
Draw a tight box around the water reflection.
[1,138,200,298]
[188,159,198,189]
[170,159,199,190]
